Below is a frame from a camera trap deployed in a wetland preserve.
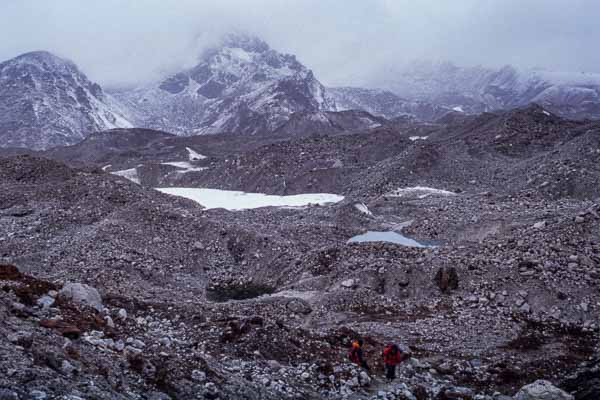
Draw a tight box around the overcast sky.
[1,0,598,87]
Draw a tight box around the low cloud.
[1,0,598,87]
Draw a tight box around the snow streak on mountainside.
[368,60,600,120]
[0,51,132,150]
[112,34,336,136]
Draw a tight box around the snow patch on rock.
[354,202,373,216]
[387,186,455,199]
[186,147,207,161]
[111,167,140,184]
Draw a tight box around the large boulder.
[58,283,103,311]
[514,380,573,400]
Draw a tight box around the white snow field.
[156,187,344,211]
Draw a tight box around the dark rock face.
[0,51,131,150]
[206,280,275,302]
[563,357,600,400]
[435,267,459,292]
[197,80,226,99]
[158,73,189,94]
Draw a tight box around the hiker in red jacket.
[382,344,403,382]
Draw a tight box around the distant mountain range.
[365,60,600,120]
[2,34,600,149]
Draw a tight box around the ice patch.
[101,164,112,171]
[359,117,382,128]
[409,136,428,141]
[155,188,344,211]
[388,186,455,199]
[161,161,207,173]
[267,290,319,301]
[354,202,373,216]
[186,147,207,161]
[452,106,464,112]
[112,167,140,184]
[542,110,551,116]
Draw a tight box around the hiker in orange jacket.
[348,339,370,371]
[382,343,404,381]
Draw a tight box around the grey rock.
[0,389,18,400]
[191,369,207,382]
[131,339,146,349]
[114,340,125,352]
[29,390,48,400]
[37,295,55,309]
[104,316,115,328]
[287,299,312,314]
[514,380,574,400]
[59,282,103,311]
[125,346,142,355]
[147,392,172,400]
[117,308,128,320]
[341,279,357,289]
[204,382,218,395]
[61,359,77,375]
[443,386,474,399]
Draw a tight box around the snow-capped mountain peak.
[113,33,335,135]
[8,51,79,74]
[0,50,132,150]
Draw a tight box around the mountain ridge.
[0,51,132,149]
[3,35,600,150]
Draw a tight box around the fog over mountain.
[1,0,599,87]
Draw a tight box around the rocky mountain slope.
[112,34,336,136]
[368,60,600,120]
[329,87,449,121]
[48,105,599,202]
[0,51,132,150]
